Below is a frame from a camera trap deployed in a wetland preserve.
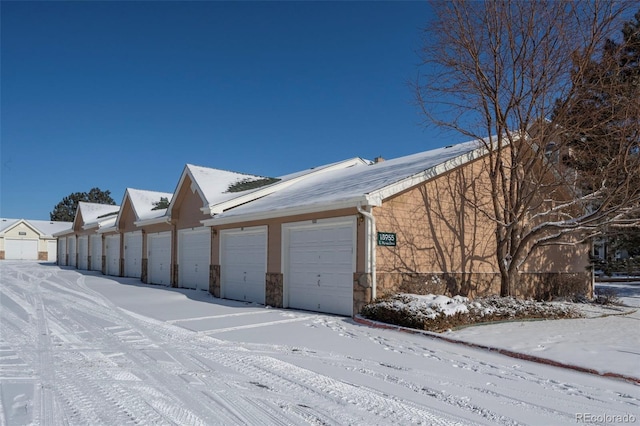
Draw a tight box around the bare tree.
[417,1,640,296]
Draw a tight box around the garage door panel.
[90,235,102,271]
[148,232,171,286]
[124,232,142,278]
[78,236,88,270]
[285,219,355,316]
[4,239,38,260]
[58,239,67,265]
[68,237,76,267]
[179,229,210,291]
[47,240,57,263]
[105,235,120,276]
[220,228,266,304]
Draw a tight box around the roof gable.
[116,188,174,227]
[166,164,268,216]
[0,218,72,237]
[75,202,120,230]
[0,219,41,237]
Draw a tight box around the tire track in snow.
[195,350,476,425]
[121,308,475,425]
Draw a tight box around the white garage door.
[105,235,120,276]
[58,238,67,265]
[178,228,210,291]
[148,231,171,286]
[77,236,89,270]
[90,234,103,271]
[284,218,356,316]
[47,240,57,263]
[67,237,77,267]
[4,239,38,260]
[124,231,143,278]
[220,226,267,304]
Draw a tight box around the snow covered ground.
[0,262,638,425]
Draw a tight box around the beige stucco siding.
[375,158,497,276]
[119,198,137,233]
[373,154,591,300]
[172,175,209,230]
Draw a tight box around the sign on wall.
[377,232,397,246]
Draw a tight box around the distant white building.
[0,218,72,262]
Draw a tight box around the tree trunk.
[499,270,511,297]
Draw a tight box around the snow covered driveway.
[0,262,637,425]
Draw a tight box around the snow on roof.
[123,188,174,222]
[205,157,369,214]
[184,164,267,206]
[95,216,118,234]
[30,220,73,236]
[0,218,20,233]
[77,202,121,227]
[211,140,483,221]
[0,218,72,236]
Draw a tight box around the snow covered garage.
[5,219,72,262]
[171,159,367,303]
[56,202,121,271]
[204,141,592,316]
[166,164,272,291]
[0,219,71,261]
[116,188,173,285]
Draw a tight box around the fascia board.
[367,147,488,203]
[96,225,117,234]
[82,222,100,231]
[202,197,371,227]
[114,190,130,229]
[207,158,369,215]
[1,219,42,237]
[134,215,171,227]
[53,228,75,237]
[0,219,23,236]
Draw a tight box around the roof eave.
[134,215,172,227]
[53,228,75,237]
[367,146,488,203]
[202,196,374,227]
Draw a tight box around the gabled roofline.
[204,158,369,215]
[165,164,210,218]
[73,202,120,232]
[114,188,135,229]
[0,219,43,237]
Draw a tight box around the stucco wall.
[172,175,210,230]
[374,155,591,299]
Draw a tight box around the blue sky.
[1,1,466,220]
